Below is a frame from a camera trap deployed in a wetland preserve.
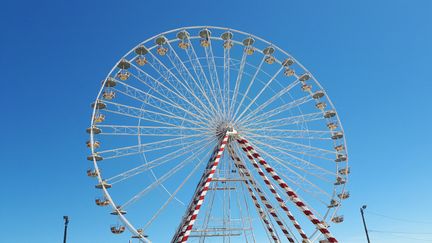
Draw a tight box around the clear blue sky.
[1,0,432,242]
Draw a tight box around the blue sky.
[1,0,432,242]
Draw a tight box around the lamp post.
[360,205,370,243]
[63,216,69,243]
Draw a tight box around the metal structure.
[360,205,371,243]
[63,216,69,243]
[86,26,350,242]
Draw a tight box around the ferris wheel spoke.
[98,124,208,136]
[223,44,231,117]
[146,50,215,118]
[236,137,337,242]
[244,137,336,183]
[236,66,284,123]
[164,41,219,116]
[239,79,301,124]
[240,95,314,126]
[106,137,215,184]
[233,57,266,119]
[111,87,206,125]
[142,147,214,230]
[241,131,338,159]
[128,63,212,120]
[121,141,214,209]
[243,129,333,141]
[113,78,208,123]
[97,134,205,160]
[184,38,223,116]
[204,38,225,115]
[245,112,324,130]
[103,100,207,128]
[134,56,213,120]
[229,50,248,119]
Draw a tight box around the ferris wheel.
[86,26,350,243]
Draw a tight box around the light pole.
[63,216,69,243]
[360,205,371,243]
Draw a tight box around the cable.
[370,230,432,242]
[366,210,432,224]
[370,230,432,235]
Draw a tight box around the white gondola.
[324,110,337,118]
[263,46,275,55]
[103,77,116,87]
[299,73,311,82]
[282,58,294,67]
[334,144,344,151]
[335,154,347,162]
[95,180,112,189]
[177,30,190,40]
[331,216,344,223]
[199,29,211,47]
[178,41,189,49]
[86,169,98,177]
[111,205,127,215]
[117,59,130,70]
[157,46,168,56]
[339,167,350,175]
[102,91,115,100]
[331,132,344,140]
[116,71,130,81]
[284,68,295,77]
[223,40,233,49]
[93,114,105,123]
[334,177,346,185]
[316,102,327,110]
[338,192,350,200]
[301,84,312,92]
[87,153,103,161]
[155,36,168,55]
[222,31,234,49]
[265,55,275,64]
[243,37,255,55]
[327,122,338,130]
[110,225,126,234]
[263,46,275,64]
[242,37,255,46]
[95,197,110,206]
[134,45,148,56]
[135,56,148,66]
[86,126,101,134]
[312,90,325,99]
[245,46,254,55]
[132,229,148,238]
[155,36,167,45]
[327,199,340,208]
[86,140,100,148]
[91,100,106,110]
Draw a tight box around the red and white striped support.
[173,133,229,242]
[227,144,292,243]
[234,139,310,242]
[237,136,338,243]
[172,143,221,241]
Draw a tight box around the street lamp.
[360,205,370,243]
[63,216,69,243]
